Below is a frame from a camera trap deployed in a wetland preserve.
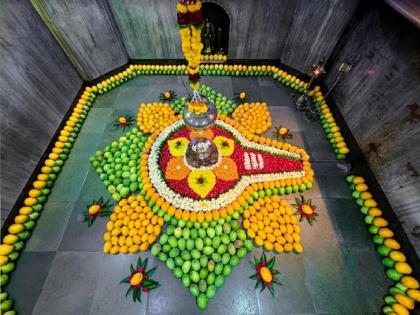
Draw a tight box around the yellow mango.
[401,276,419,289]
[394,294,414,310]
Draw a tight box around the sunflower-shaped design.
[293,194,318,225]
[165,130,239,199]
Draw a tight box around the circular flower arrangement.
[145,117,310,212]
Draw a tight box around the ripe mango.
[401,276,419,289]
[394,293,414,310]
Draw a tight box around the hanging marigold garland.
[177,0,204,90]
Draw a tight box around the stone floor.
[6,76,391,315]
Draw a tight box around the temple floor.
[6,76,390,315]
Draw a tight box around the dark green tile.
[257,252,316,315]
[80,108,113,134]
[32,252,102,315]
[66,132,102,163]
[59,197,112,252]
[26,201,75,251]
[90,254,152,314]
[325,198,373,247]
[93,88,119,108]
[317,176,353,199]
[6,251,56,315]
[48,160,89,202]
[103,108,138,134]
[78,167,111,202]
[304,247,371,314]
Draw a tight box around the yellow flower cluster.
[178,0,203,90]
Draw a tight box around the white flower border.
[148,120,306,212]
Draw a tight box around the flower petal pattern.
[214,157,238,181]
[187,170,216,198]
[165,157,190,180]
[213,136,235,156]
[189,129,214,140]
[168,137,190,156]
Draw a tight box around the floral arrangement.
[120,256,160,303]
[81,197,112,227]
[272,126,293,141]
[250,252,281,296]
[146,118,310,212]
[177,0,204,90]
[0,62,354,313]
[293,195,318,225]
[232,103,272,135]
[159,90,177,103]
[113,115,134,130]
[188,99,208,115]
[233,92,249,104]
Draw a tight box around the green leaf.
[125,287,133,297]
[136,256,142,268]
[143,257,149,269]
[130,264,135,273]
[268,285,275,297]
[268,257,275,269]
[147,266,157,277]
[120,276,130,284]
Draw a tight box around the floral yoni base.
[147,117,312,212]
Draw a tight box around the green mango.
[190,284,200,297]
[190,270,200,283]
[166,258,175,270]
[0,292,8,302]
[384,295,396,305]
[23,220,36,230]
[382,257,395,268]
[174,256,184,267]
[377,245,391,256]
[372,235,384,245]
[13,241,25,251]
[173,267,183,279]
[17,231,31,240]
[386,268,402,281]
[196,293,208,310]
[150,244,161,256]
[1,262,15,274]
[229,255,239,267]
[0,300,13,312]
[203,246,214,256]
[182,274,190,288]
[0,274,9,286]
[223,264,232,276]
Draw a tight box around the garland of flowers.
[177,0,204,90]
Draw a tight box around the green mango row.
[345,175,420,314]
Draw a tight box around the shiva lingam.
[182,91,218,168]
